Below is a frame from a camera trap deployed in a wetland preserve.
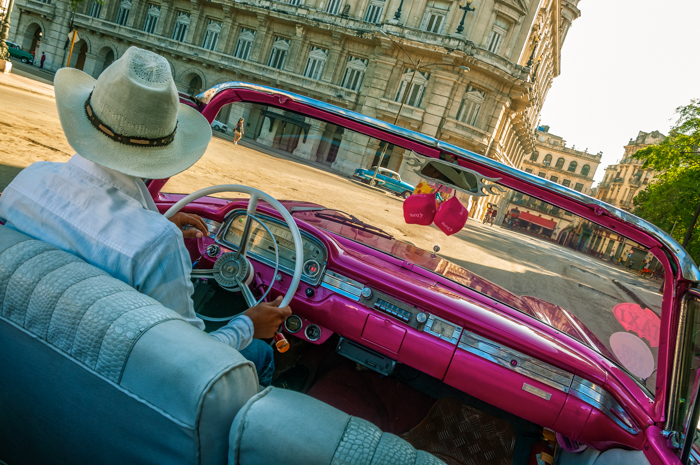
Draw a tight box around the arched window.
[457,85,485,126]
[581,164,590,176]
[555,157,565,169]
[529,152,538,162]
[543,154,552,166]
[568,161,578,173]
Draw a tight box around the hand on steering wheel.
[163,185,303,318]
[245,296,293,339]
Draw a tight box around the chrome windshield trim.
[570,376,640,435]
[457,330,574,392]
[197,82,699,282]
[321,271,363,301]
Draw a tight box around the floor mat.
[401,397,515,465]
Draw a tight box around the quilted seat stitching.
[0,240,55,316]
[71,289,158,364]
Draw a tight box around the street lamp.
[393,0,405,21]
[369,30,469,187]
[456,0,476,35]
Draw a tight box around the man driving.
[0,47,289,386]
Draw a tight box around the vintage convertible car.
[2,82,700,465]
[353,166,415,198]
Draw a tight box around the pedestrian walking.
[233,118,244,145]
[40,52,46,69]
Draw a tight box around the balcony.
[375,98,425,127]
[628,177,641,187]
[441,118,490,147]
[73,15,360,103]
[611,177,624,184]
[598,180,610,189]
[620,201,633,210]
[17,0,56,18]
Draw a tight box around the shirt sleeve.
[134,224,254,351]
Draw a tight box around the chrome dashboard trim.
[215,210,327,286]
[423,314,462,345]
[569,376,640,435]
[458,330,574,392]
[457,330,639,435]
[321,270,363,301]
[197,82,699,282]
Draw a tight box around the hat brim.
[54,68,212,179]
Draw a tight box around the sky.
[538,0,700,184]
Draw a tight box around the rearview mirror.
[404,153,505,197]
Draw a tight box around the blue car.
[353,166,415,199]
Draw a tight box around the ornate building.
[595,130,665,211]
[495,124,601,234]
[8,0,580,218]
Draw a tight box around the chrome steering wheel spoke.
[233,194,258,261]
[235,276,257,308]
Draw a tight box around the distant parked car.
[5,41,34,64]
[211,120,228,132]
[353,166,415,199]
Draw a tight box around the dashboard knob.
[361,287,372,299]
[206,244,220,257]
[305,288,315,298]
[416,312,428,324]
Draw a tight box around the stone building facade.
[8,0,580,219]
[493,125,601,234]
[595,130,665,211]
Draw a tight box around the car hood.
[290,203,614,358]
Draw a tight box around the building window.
[304,46,328,80]
[421,2,449,34]
[115,0,131,25]
[234,29,255,60]
[202,20,222,51]
[562,179,571,187]
[143,5,160,33]
[574,183,584,192]
[555,157,564,169]
[529,152,538,162]
[543,154,552,166]
[457,86,485,126]
[568,161,578,172]
[486,18,509,54]
[88,1,101,17]
[550,175,558,183]
[525,168,533,174]
[364,0,385,23]
[341,56,368,91]
[395,68,429,108]
[325,0,342,14]
[538,172,546,178]
[581,164,590,176]
[172,13,190,42]
[287,0,301,4]
[268,37,290,69]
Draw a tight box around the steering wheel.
[164,185,303,315]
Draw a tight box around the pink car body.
[149,83,700,464]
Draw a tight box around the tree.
[633,99,700,262]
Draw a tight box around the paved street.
[0,75,661,389]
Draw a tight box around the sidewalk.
[0,68,55,99]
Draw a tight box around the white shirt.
[0,154,253,350]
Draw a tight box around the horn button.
[213,252,253,290]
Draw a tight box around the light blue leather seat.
[0,224,443,465]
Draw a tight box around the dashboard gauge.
[431,319,456,338]
[303,260,321,278]
[284,315,302,334]
[305,324,321,341]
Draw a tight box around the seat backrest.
[0,225,259,465]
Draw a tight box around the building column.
[332,131,371,174]
[293,120,326,160]
[184,2,201,45]
[285,24,304,74]
[98,0,111,20]
[421,71,457,138]
[81,53,100,77]
[154,2,170,36]
[216,7,233,54]
[358,52,397,119]
[125,0,141,28]
[321,45,342,83]
[248,14,268,63]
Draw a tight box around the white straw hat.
[54,46,212,179]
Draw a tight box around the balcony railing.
[611,177,624,184]
[376,98,425,125]
[442,118,490,145]
[628,178,641,187]
[73,15,360,102]
[521,159,594,181]
[17,0,55,18]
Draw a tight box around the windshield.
[165,102,663,394]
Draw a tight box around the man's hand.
[167,212,209,239]
[244,296,292,339]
